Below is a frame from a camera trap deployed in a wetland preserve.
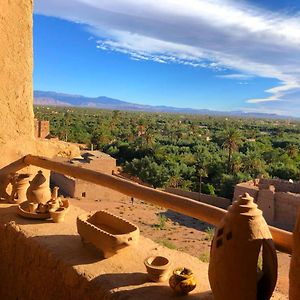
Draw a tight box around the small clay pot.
[50,207,66,223]
[169,267,197,295]
[28,202,38,213]
[144,256,171,282]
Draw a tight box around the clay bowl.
[144,255,171,282]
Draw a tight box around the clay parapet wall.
[0,203,211,300]
[274,192,300,231]
[165,188,231,209]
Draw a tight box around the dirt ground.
[72,196,290,299]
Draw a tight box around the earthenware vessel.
[209,193,277,300]
[144,256,171,282]
[9,173,31,204]
[289,206,300,299]
[169,267,197,295]
[26,170,51,204]
[50,207,66,223]
[77,210,139,258]
[28,202,38,213]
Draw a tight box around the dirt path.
[71,196,289,298]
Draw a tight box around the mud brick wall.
[260,179,300,194]
[274,192,300,231]
[233,183,259,201]
[165,188,231,209]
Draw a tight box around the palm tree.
[222,127,242,174]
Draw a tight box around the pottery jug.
[208,193,277,300]
[9,173,31,203]
[26,171,51,204]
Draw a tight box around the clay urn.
[9,173,31,204]
[144,255,171,282]
[50,207,66,223]
[208,193,277,300]
[289,206,300,299]
[169,267,197,295]
[26,171,51,204]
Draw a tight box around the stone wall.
[164,188,231,209]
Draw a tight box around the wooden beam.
[23,154,293,254]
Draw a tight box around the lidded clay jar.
[26,170,51,204]
[209,193,277,300]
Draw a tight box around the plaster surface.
[0,203,212,300]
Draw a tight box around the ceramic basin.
[77,210,139,258]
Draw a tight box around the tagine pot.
[26,170,51,204]
[208,193,278,300]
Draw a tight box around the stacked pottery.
[289,207,300,300]
[9,173,31,204]
[26,170,51,204]
[208,193,277,300]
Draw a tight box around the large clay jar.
[289,206,300,299]
[209,193,277,300]
[9,173,31,204]
[26,171,51,204]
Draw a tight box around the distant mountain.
[34,91,292,119]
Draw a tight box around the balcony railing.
[0,154,293,254]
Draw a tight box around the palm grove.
[34,106,300,199]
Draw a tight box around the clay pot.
[28,202,38,213]
[208,193,278,300]
[9,173,31,204]
[169,267,197,295]
[144,256,171,282]
[26,171,51,204]
[50,207,66,223]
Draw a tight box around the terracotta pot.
[144,256,171,282]
[26,171,51,204]
[169,267,197,295]
[208,193,277,300]
[28,202,38,213]
[50,207,66,223]
[9,173,31,204]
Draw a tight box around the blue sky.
[34,0,300,116]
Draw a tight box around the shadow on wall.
[162,209,212,231]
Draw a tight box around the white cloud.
[35,0,300,113]
[217,74,254,80]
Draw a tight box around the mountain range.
[34,90,292,119]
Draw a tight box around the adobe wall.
[165,188,231,209]
[74,179,130,202]
[233,182,259,201]
[86,158,117,174]
[274,192,300,231]
[51,172,76,196]
[0,203,211,300]
[0,0,35,167]
[260,178,300,193]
